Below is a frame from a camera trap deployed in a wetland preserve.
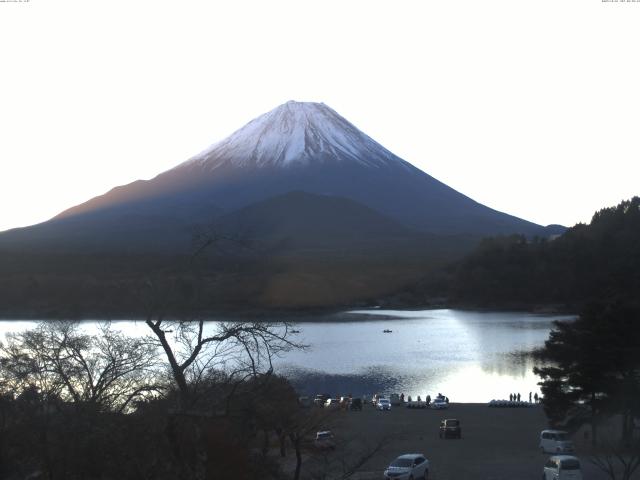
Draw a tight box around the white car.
[543,455,582,480]
[324,398,340,409]
[314,430,335,450]
[539,430,574,454]
[430,400,448,409]
[384,453,429,480]
[377,398,391,411]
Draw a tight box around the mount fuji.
[0,101,561,254]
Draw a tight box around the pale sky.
[1,0,639,233]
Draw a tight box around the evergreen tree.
[535,302,640,445]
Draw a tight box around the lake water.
[0,309,573,402]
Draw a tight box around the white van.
[543,455,582,480]
[539,429,575,453]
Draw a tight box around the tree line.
[447,196,640,309]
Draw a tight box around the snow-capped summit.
[183,101,410,170]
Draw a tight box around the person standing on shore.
[426,394,431,406]
[529,392,532,403]
[509,393,513,401]
[534,392,539,403]
[517,393,521,402]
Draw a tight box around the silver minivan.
[539,429,575,453]
[543,455,582,480]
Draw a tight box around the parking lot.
[318,403,606,480]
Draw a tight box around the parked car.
[325,398,340,409]
[542,455,582,480]
[383,453,429,480]
[314,431,335,450]
[377,398,391,411]
[314,394,331,407]
[439,419,462,439]
[390,393,401,406]
[350,398,363,411]
[539,430,575,454]
[431,399,448,410]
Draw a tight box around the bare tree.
[590,435,640,480]
[0,321,162,413]
[139,229,308,479]
[140,226,304,404]
[144,316,303,407]
[137,314,305,480]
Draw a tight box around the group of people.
[399,393,448,404]
[509,392,540,403]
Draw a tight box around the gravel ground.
[315,403,607,480]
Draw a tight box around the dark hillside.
[447,197,640,309]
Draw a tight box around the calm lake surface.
[0,309,574,402]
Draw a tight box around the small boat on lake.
[383,329,392,333]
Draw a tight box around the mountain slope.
[220,190,413,239]
[216,190,442,253]
[1,101,557,254]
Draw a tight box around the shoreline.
[0,302,575,321]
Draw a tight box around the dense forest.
[440,197,640,310]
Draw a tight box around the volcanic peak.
[181,101,411,171]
